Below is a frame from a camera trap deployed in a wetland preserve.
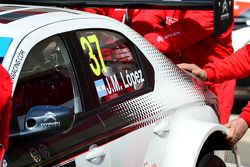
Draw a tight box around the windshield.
[0,37,13,63]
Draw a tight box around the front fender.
[163,105,228,167]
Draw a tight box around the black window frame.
[65,28,155,112]
[8,33,108,167]
[10,35,84,134]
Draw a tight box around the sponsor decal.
[165,16,178,25]
[222,0,229,13]
[0,37,12,57]
[156,32,180,43]
[44,112,57,122]
[219,0,231,20]
[157,36,164,43]
[214,0,233,35]
[40,112,60,128]
[10,49,25,82]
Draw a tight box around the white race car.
[0,4,240,167]
[232,24,250,114]
[233,26,250,51]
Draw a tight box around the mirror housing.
[20,105,74,137]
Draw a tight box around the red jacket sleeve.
[203,44,250,126]
[205,44,250,82]
[143,10,214,54]
[240,102,250,127]
[0,66,12,151]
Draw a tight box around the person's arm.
[239,102,250,128]
[178,45,250,145]
[143,10,214,54]
[225,102,250,145]
[205,44,250,82]
[0,66,12,151]
[177,44,250,82]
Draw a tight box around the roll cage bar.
[1,0,233,35]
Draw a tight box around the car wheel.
[197,154,226,167]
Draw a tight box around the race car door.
[73,29,157,167]
[6,34,111,167]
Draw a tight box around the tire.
[197,154,226,167]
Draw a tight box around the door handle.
[86,145,105,165]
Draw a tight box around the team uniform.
[0,65,12,152]
[72,7,139,24]
[131,9,236,124]
[205,44,250,127]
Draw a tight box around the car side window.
[76,30,145,104]
[12,36,81,130]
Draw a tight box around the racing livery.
[0,4,240,167]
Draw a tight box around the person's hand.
[225,117,248,145]
[144,33,170,53]
[177,63,208,81]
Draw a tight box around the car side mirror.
[19,105,74,137]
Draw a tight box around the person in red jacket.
[70,7,139,25]
[70,7,126,22]
[0,65,12,154]
[130,9,236,124]
[177,44,250,145]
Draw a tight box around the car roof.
[0,4,108,38]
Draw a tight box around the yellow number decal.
[87,35,107,74]
[80,34,107,76]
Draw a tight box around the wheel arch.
[196,131,235,167]
[162,106,231,167]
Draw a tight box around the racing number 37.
[80,34,107,76]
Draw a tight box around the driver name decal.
[94,69,145,98]
[121,69,144,89]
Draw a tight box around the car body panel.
[232,26,250,51]
[0,4,239,167]
[162,105,227,167]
